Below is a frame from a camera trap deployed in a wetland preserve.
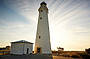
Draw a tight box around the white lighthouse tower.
[34,2,52,54]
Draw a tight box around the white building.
[34,2,52,54]
[10,40,33,55]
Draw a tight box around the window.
[39,36,41,39]
[40,17,42,19]
[41,10,43,12]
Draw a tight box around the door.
[37,47,41,53]
[26,48,29,54]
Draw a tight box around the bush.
[80,53,90,59]
[63,54,70,57]
[71,55,80,58]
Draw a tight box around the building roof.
[11,40,33,44]
[0,48,6,50]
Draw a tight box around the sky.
[0,0,90,51]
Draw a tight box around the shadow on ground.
[0,54,53,59]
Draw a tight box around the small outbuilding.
[10,40,33,55]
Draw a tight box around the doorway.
[37,47,41,53]
[26,48,29,54]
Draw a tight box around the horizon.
[0,0,90,51]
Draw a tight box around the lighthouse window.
[39,36,41,39]
[41,10,43,12]
[40,17,42,19]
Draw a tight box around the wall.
[10,43,33,55]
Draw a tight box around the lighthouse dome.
[40,2,47,5]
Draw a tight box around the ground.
[0,55,81,59]
[53,56,81,59]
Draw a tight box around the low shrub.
[71,55,80,58]
[80,53,90,59]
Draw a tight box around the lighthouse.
[34,2,52,54]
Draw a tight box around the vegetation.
[80,53,90,59]
[71,55,80,58]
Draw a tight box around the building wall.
[24,43,33,54]
[0,50,10,55]
[10,43,33,55]
[0,46,10,55]
[34,3,52,54]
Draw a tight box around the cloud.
[0,20,36,44]
[0,0,90,50]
